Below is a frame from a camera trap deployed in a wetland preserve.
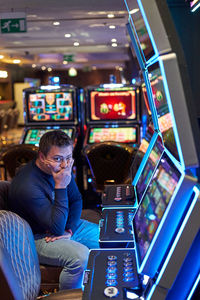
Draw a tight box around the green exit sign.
[0,12,26,33]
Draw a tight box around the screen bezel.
[85,85,140,125]
[85,125,140,145]
[24,85,78,126]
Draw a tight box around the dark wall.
[167,0,200,117]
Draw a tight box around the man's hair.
[39,130,73,156]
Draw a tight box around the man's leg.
[71,219,100,249]
[35,235,89,290]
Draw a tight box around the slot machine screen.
[148,62,180,162]
[89,89,137,122]
[25,89,74,124]
[133,152,182,270]
[136,135,164,202]
[125,0,156,64]
[88,126,138,144]
[23,128,73,146]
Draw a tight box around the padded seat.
[84,141,135,192]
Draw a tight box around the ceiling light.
[73,42,79,46]
[0,71,8,78]
[92,66,97,70]
[0,55,4,59]
[53,21,60,26]
[112,43,118,47]
[107,13,115,18]
[47,67,52,72]
[111,38,117,42]
[63,61,68,65]
[13,59,21,64]
[32,64,36,68]
[109,25,116,29]
[129,8,139,14]
[64,33,71,38]
[68,67,77,77]
[41,66,46,70]
[119,67,123,71]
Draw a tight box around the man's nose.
[61,159,71,168]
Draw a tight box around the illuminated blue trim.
[135,151,185,274]
[187,273,200,300]
[146,186,199,299]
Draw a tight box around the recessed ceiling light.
[119,67,123,71]
[0,55,4,59]
[111,38,117,42]
[73,42,79,46]
[92,66,97,70]
[53,21,60,26]
[47,67,52,72]
[27,14,37,18]
[32,64,36,68]
[63,61,68,65]
[109,25,116,29]
[41,66,46,70]
[107,13,115,18]
[64,33,71,38]
[129,8,139,14]
[13,59,21,64]
[111,43,118,47]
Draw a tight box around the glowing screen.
[27,91,73,122]
[88,127,137,144]
[148,63,179,161]
[90,90,136,121]
[24,128,73,146]
[133,152,181,263]
[136,135,164,202]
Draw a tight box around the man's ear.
[38,151,45,162]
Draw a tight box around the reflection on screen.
[142,83,151,115]
[24,128,73,146]
[88,127,137,144]
[133,152,181,263]
[148,63,179,161]
[126,0,155,63]
[90,90,136,121]
[27,92,73,122]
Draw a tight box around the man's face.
[39,145,74,174]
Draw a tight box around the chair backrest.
[84,141,135,192]
[0,180,10,210]
[0,210,41,300]
[0,144,38,180]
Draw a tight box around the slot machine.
[21,85,79,147]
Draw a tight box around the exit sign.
[0,12,26,33]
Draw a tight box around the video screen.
[148,62,179,161]
[89,90,136,121]
[125,0,155,63]
[88,127,138,144]
[133,152,181,264]
[26,91,74,123]
[23,128,73,146]
[136,135,164,202]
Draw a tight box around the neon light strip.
[146,185,199,300]
[158,57,185,168]
[187,273,200,300]
[191,3,200,12]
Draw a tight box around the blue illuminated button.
[123,262,133,267]
[107,255,117,261]
[106,279,117,286]
[107,267,117,273]
[123,257,133,263]
[107,261,117,266]
[106,273,117,279]
[123,277,134,282]
[116,211,123,214]
[104,286,119,298]
[124,272,134,277]
[123,267,133,272]
[115,227,125,234]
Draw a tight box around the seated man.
[8,130,99,290]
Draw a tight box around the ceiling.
[0,0,137,71]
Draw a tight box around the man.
[8,130,99,290]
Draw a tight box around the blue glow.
[132,78,136,84]
[158,58,185,168]
[88,178,92,183]
[136,160,185,274]
[187,273,200,300]
[147,186,199,300]
[102,83,123,89]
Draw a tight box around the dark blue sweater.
[8,159,82,235]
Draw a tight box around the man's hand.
[45,231,72,243]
